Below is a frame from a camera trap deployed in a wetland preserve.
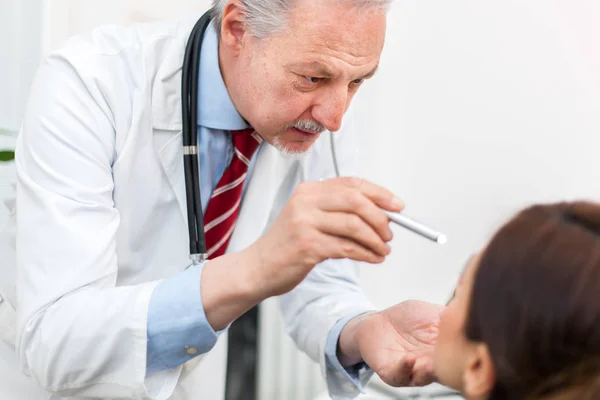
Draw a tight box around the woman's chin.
[432,352,463,394]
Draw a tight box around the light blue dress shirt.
[145,22,365,389]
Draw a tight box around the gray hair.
[209,0,392,39]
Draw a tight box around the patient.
[434,201,600,399]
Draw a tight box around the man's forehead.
[280,0,387,52]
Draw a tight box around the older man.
[0,0,442,399]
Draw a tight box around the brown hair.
[464,201,600,399]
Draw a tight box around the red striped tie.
[204,128,262,259]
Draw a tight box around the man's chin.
[271,134,320,155]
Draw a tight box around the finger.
[334,177,404,212]
[316,186,395,242]
[410,356,436,387]
[387,355,416,387]
[319,233,386,264]
[316,211,391,257]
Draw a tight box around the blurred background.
[1,0,599,399]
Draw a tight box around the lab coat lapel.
[151,20,193,224]
[151,30,193,224]
[156,130,188,224]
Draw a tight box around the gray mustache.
[285,120,326,134]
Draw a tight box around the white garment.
[0,15,374,400]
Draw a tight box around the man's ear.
[219,1,248,55]
[463,343,496,399]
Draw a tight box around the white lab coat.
[0,15,375,400]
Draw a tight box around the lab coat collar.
[151,16,192,131]
[151,17,248,131]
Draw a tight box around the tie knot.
[231,128,262,159]
[230,128,255,137]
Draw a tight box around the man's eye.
[305,76,322,84]
[351,78,364,86]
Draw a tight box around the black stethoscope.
[180,12,345,265]
[182,11,213,264]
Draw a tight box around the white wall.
[0,0,41,228]
[40,0,126,56]
[40,0,212,55]
[353,0,600,312]
[0,0,42,131]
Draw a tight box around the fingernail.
[385,243,392,254]
[391,196,404,209]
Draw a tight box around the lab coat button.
[185,346,198,355]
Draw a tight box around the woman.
[434,201,600,399]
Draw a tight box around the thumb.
[410,356,437,387]
[388,354,416,387]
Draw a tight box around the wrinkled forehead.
[271,0,387,54]
[254,3,385,80]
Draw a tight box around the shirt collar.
[197,22,249,131]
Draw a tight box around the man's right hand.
[246,177,404,298]
[201,177,403,331]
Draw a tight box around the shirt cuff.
[146,262,221,375]
[325,312,373,393]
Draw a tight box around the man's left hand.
[338,300,443,387]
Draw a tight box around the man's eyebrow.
[287,62,379,80]
[287,61,335,77]
[360,65,379,79]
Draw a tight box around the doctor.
[0,0,443,399]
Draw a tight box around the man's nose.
[312,87,349,132]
